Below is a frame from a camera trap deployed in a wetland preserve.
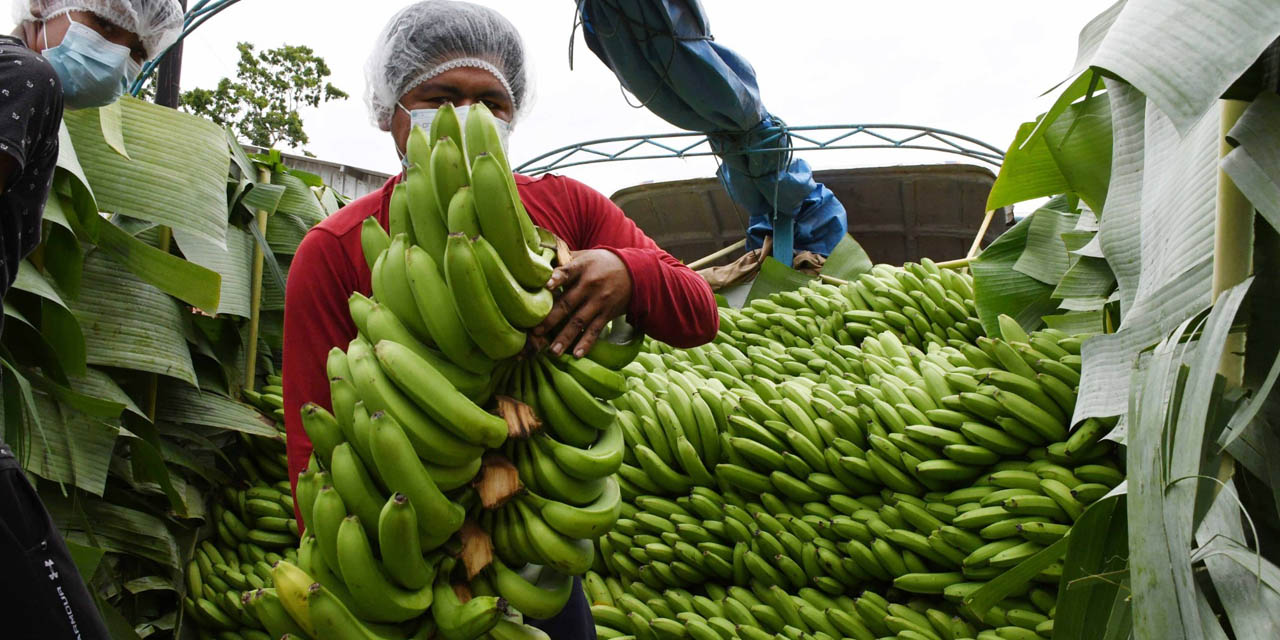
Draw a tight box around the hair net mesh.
[14,0,184,60]
[365,0,529,131]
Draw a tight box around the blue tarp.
[576,0,848,259]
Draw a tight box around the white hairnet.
[13,0,185,61]
[365,0,529,131]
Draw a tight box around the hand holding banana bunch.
[268,103,641,639]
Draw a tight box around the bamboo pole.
[687,239,748,270]
[145,227,173,421]
[1214,100,1252,387]
[243,167,273,395]
[966,209,998,259]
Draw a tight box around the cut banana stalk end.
[495,396,542,439]
[452,582,474,603]
[459,521,494,579]
[476,454,523,509]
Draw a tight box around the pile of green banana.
[242,373,287,424]
[265,103,640,639]
[586,262,1123,640]
[184,377,307,639]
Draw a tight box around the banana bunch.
[242,373,287,423]
[580,262,1121,640]
[265,103,643,639]
[184,379,307,639]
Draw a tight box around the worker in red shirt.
[282,1,719,636]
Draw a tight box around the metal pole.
[153,0,187,108]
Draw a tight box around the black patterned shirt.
[0,35,62,302]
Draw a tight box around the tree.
[182,42,348,152]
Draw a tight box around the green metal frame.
[515,124,1005,264]
[129,0,242,97]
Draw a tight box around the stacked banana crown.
[583,263,1121,640]
[273,103,639,640]
[183,376,311,638]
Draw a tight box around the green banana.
[490,558,574,620]
[360,216,389,273]
[299,403,343,468]
[444,233,528,359]
[373,234,434,341]
[473,235,553,329]
[471,153,554,288]
[404,244,495,374]
[367,411,465,550]
[405,162,448,265]
[445,185,481,237]
[377,493,437,590]
[534,420,624,479]
[347,336,482,465]
[540,355,616,429]
[373,339,507,448]
[389,182,415,244]
[329,442,383,540]
[365,301,490,398]
[335,515,433,622]
[514,500,596,575]
[430,134,470,220]
[520,476,621,539]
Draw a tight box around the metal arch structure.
[129,0,243,97]
[514,124,1006,177]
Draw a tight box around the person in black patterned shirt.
[1,2,182,638]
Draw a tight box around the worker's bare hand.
[532,249,632,358]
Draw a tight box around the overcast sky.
[5,0,1116,201]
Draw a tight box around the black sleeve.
[0,36,63,296]
[0,37,62,173]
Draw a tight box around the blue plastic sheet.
[577,0,848,258]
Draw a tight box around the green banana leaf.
[971,216,1058,335]
[173,226,254,318]
[44,492,183,573]
[266,211,310,256]
[820,235,873,281]
[23,388,118,496]
[155,383,278,437]
[1043,93,1113,214]
[1222,91,1280,233]
[68,249,197,385]
[272,170,326,225]
[1064,0,1280,135]
[1095,80,1145,315]
[1013,204,1079,285]
[1053,495,1130,640]
[987,120,1071,211]
[62,97,231,249]
[744,258,817,304]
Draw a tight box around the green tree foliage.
[182,42,348,151]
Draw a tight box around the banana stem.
[688,239,748,270]
[1214,100,1252,387]
[935,257,975,270]
[244,167,272,396]
[1213,99,1253,494]
[966,209,999,259]
[145,226,174,421]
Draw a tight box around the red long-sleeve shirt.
[282,173,718,519]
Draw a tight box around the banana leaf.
[23,388,118,496]
[987,120,1071,211]
[820,235,873,281]
[62,97,230,249]
[44,492,183,573]
[271,170,325,225]
[1014,205,1080,285]
[1064,0,1280,135]
[1222,91,1280,233]
[173,226,254,318]
[1043,93,1113,215]
[266,211,309,256]
[155,383,277,437]
[1054,495,1131,640]
[68,249,197,386]
[745,258,816,304]
[972,215,1058,335]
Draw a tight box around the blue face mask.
[41,18,142,110]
